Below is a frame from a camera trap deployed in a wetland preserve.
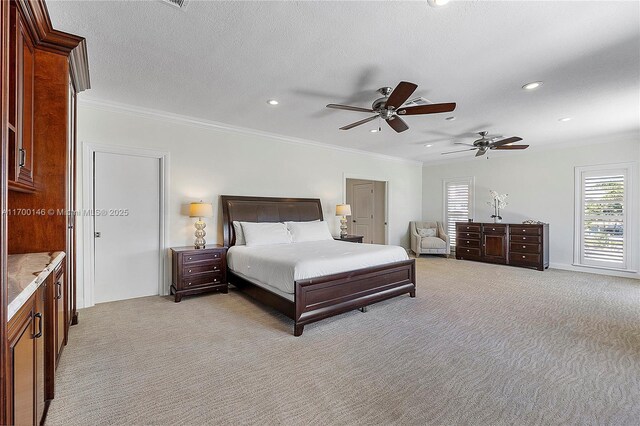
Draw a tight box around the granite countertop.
[7,251,66,321]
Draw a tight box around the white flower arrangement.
[487,190,508,221]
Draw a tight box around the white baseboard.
[549,262,640,280]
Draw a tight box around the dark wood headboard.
[221,195,324,247]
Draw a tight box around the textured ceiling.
[47,0,640,163]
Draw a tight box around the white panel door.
[353,182,374,243]
[94,152,160,303]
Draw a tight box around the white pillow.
[232,221,246,245]
[241,222,292,247]
[418,227,437,237]
[286,221,333,243]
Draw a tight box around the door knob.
[94,232,101,238]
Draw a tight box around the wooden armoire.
[0,0,89,423]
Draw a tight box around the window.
[443,177,474,247]
[575,164,635,270]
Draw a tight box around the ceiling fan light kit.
[327,81,456,134]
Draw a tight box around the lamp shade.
[335,204,352,216]
[189,202,213,218]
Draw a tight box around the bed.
[221,195,416,336]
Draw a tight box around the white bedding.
[227,240,409,295]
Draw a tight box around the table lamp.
[189,201,213,249]
[335,204,352,238]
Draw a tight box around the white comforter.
[227,240,409,294]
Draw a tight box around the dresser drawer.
[183,260,223,277]
[510,253,540,265]
[457,238,481,248]
[182,272,225,289]
[510,243,541,254]
[458,247,481,257]
[182,250,223,264]
[457,231,480,240]
[510,234,541,243]
[510,226,542,236]
[483,224,506,234]
[457,224,480,233]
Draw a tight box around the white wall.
[75,101,423,307]
[422,139,640,278]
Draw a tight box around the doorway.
[345,178,387,244]
[82,144,169,307]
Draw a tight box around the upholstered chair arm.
[410,222,421,254]
[437,222,448,242]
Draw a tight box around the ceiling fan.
[326,81,456,133]
[442,131,528,157]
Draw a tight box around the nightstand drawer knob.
[187,257,193,260]
[188,282,192,285]
[522,256,526,259]
[492,228,495,231]
[523,246,526,249]
[467,241,470,243]
[467,249,470,252]
[523,237,526,240]
[188,269,192,273]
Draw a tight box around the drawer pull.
[188,269,192,273]
[492,228,495,231]
[467,249,470,252]
[188,282,192,286]
[33,313,43,338]
[522,256,526,259]
[523,230,526,233]
[523,246,526,249]
[214,279,219,283]
[467,241,470,243]
[187,257,193,260]
[466,227,469,229]
[523,237,526,240]
[213,267,219,271]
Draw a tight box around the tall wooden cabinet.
[1,0,90,423]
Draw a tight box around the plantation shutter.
[580,171,627,268]
[444,179,472,247]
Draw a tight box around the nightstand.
[333,235,364,243]
[170,245,228,302]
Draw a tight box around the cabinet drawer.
[510,243,541,254]
[182,272,225,289]
[510,235,541,243]
[483,224,506,234]
[510,226,541,236]
[183,260,223,277]
[457,224,480,233]
[182,251,223,264]
[457,231,480,240]
[457,238,480,248]
[510,253,540,264]
[458,247,481,257]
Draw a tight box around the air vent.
[161,0,189,9]
[403,97,433,107]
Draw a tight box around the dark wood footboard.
[293,259,416,336]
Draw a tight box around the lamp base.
[194,219,207,249]
[340,217,348,238]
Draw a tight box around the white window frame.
[442,177,475,247]
[574,162,636,272]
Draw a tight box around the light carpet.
[46,257,640,425]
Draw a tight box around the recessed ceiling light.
[558,117,572,122]
[427,0,450,6]
[522,81,543,90]
[267,99,279,105]
[425,144,433,148]
[445,116,456,121]
[370,129,379,133]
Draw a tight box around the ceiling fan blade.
[489,136,523,147]
[339,115,379,130]
[454,142,475,146]
[397,103,457,116]
[493,144,530,150]
[386,116,409,133]
[441,148,477,155]
[326,104,375,113]
[385,81,418,110]
[475,149,487,157]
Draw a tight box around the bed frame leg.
[409,289,416,298]
[359,306,368,313]
[294,324,304,337]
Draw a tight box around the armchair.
[410,221,450,256]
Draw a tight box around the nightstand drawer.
[457,239,480,248]
[182,272,225,289]
[458,224,480,233]
[458,247,481,257]
[183,251,223,264]
[511,243,541,254]
[183,260,223,276]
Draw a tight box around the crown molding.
[78,97,423,166]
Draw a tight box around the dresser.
[170,246,228,302]
[456,223,549,271]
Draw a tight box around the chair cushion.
[421,236,446,250]
[417,227,437,237]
